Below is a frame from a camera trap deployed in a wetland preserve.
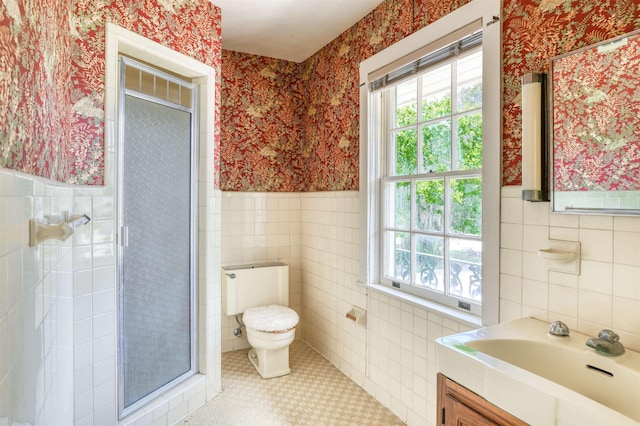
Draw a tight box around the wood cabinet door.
[437,373,529,426]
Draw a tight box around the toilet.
[222,262,299,378]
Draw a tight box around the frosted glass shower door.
[118,57,197,417]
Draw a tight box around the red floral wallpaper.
[298,0,415,192]
[4,0,640,190]
[1,0,221,185]
[220,51,306,191]
[0,0,74,182]
[502,0,640,185]
[221,0,472,191]
[552,32,640,191]
[221,0,640,191]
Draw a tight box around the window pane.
[450,177,482,236]
[415,179,444,232]
[393,128,417,175]
[422,64,451,121]
[394,78,417,127]
[449,238,482,301]
[386,231,411,282]
[457,112,482,170]
[415,235,444,292]
[456,50,482,112]
[388,181,411,229]
[422,120,451,173]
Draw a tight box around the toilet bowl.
[222,262,298,379]
[243,304,299,379]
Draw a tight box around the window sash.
[377,41,483,315]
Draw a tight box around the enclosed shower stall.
[117,57,198,418]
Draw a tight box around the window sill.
[367,283,482,328]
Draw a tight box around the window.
[359,0,500,322]
[377,35,483,313]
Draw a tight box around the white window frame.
[359,0,500,325]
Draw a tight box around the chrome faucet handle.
[549,320,570,337]
[597,329,619,342]
[586,329,625,356]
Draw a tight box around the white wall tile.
[548,284,578,318]
[220,192,303,352]
[523,201,550,226]
[500,223,522,250]
[298,191,476,425]
[92,219,114,244]
[548,270,578,289]
[522,225,549,253]
[613,297,640,334]
[75,389,94,420]
[74,319,93,347]
[580,214,613,230]
[612,264,640,300]
[579,261,613,294]
[579,290,612,326]
[500,249,522,276]
[549,212,579,228]
[522,251,548,282]
[503,187,640,352]
[7,164,640,426]
[0,316,7,380]
[0,170,76,425]
[74,294,93,321]
[579,229,613,262]
[499,273,522,303]
[92,196,115,220]
[522,279,548,311]
[499,300,523,322]
[613,230,640,266]
[548,225,579,242]
[500,185,521,199]
[92,266,115,292]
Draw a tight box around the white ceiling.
[213,0,386,63]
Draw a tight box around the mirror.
[551,28,640,215]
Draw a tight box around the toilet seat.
[243,305,299,333]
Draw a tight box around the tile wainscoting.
[220,192,303,353]
[223,188,640,425]
[500,186,640,353]
[1,164,221,426]
[1,170,76,425]
[4,181,638,426]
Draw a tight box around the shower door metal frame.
[116,56,199,419]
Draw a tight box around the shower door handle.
[121,226,129,247]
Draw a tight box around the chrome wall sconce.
[521,72,549,202]
[29,212,91,247]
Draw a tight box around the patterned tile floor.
[183,340,404,425]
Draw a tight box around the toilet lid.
[243,305,299,332]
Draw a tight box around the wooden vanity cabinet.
[437,374,528,426]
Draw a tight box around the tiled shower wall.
[0,168,125,425]
[1,163,222,426]
[0,169,76,425]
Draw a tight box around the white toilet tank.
[222,262,289,316]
